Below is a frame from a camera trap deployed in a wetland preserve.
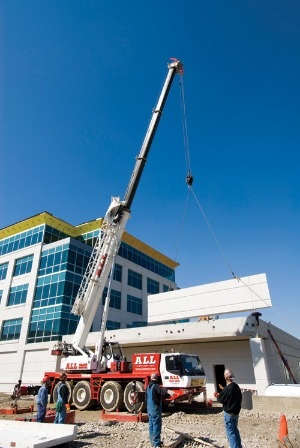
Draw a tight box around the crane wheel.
[73,381,94,410]
[100,381,124,412]
[124,381,146,413]
[53,380,73,405]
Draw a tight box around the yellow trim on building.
[0,212,103,239]
[122,232,179,269]
[0,212,178,269]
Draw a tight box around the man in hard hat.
[36,376,49,422]
[146,371,169,448]
[217,368,243,448]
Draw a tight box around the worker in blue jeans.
[146,372,169,448]
[36,376,49,422]
[54,373,69,424]
[217,369,243,448]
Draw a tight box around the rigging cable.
[176,73,271,310]
[173,72,193,265]
[179,73,193,186]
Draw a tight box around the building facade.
[0,212,178,390]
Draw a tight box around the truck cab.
[161,352,206,388]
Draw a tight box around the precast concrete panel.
[22,349,56,384]
[148,273,271,323]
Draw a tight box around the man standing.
[217,369,243,448]
[146,372,168,448]
[11,380,22,408]
[54,373,69,424]
[36,376,49,422]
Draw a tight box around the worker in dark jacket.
[36,376,49,422]
[54,373,69,424]
[217,369,243,448]
[146,372,168,448]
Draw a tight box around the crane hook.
[186,172,193,186]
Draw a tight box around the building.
[99,314,300,398]
[0,212,178,391]
[1,212,299,398]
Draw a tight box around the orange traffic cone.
[278,414,288,443]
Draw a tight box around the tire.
[53,380,73,405]
[100,381,124,412]
[72,381,94,410]
[124,381,146,413]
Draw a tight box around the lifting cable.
[175,75,271,309]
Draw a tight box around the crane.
[58,59,184,373]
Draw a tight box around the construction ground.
[1,393,300,448]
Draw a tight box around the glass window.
[106,320,121,330]
[0,226,44,256]
[0,289,2,303]
[147,277,159,294]
[13,255,34,276]
[7,284,29,306]
[102,288,121,310]
[1,318,22,341]
[118,242,175,281]
[113,263,122,282]
[127,294,142,315]
[0,262,9,280]
[128,269,142,290]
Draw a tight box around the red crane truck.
[45,59,207,412]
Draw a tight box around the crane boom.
[60,59,183,372]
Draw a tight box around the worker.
[11,380,22,408]
[146,371,169,448]
[216,368,243,448]
[36,376,49,422]
[54,373,69,424]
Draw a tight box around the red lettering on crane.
[96,255,108,278]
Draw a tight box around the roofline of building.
[0,211,179,269]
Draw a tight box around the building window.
[78,229,100,247]
[106,320,121,330]
[127,294,142,315]
[0,289,2,303]
[128,269,142,290]
[0,262,9,281]
[119,242,175,281]
[0,226,44,256]
[39,243,90,277]
[147,278,159,294]
[102,288,121,310]
[7,284,29,306]
[13,255,34,276]
[27,306,78,344]
[1,318,22,341]
[113,263,122,282]
[33,272,80,309]
[43,225,70,245]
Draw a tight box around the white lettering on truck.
[134,355,156,365]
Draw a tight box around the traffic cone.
[278,414,288,443]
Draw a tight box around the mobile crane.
[46,59,207,412]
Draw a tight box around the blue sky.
[1,1,299,337]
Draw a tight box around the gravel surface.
[1,393,300,447]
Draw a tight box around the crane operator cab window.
[102,341,124,361]
[165,354,205,377]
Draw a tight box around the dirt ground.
[1,393,300,447]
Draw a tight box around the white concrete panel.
[22,349,53,384]
[148,273,271,323]
[249,338,271,393]
[0,421,77,448]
